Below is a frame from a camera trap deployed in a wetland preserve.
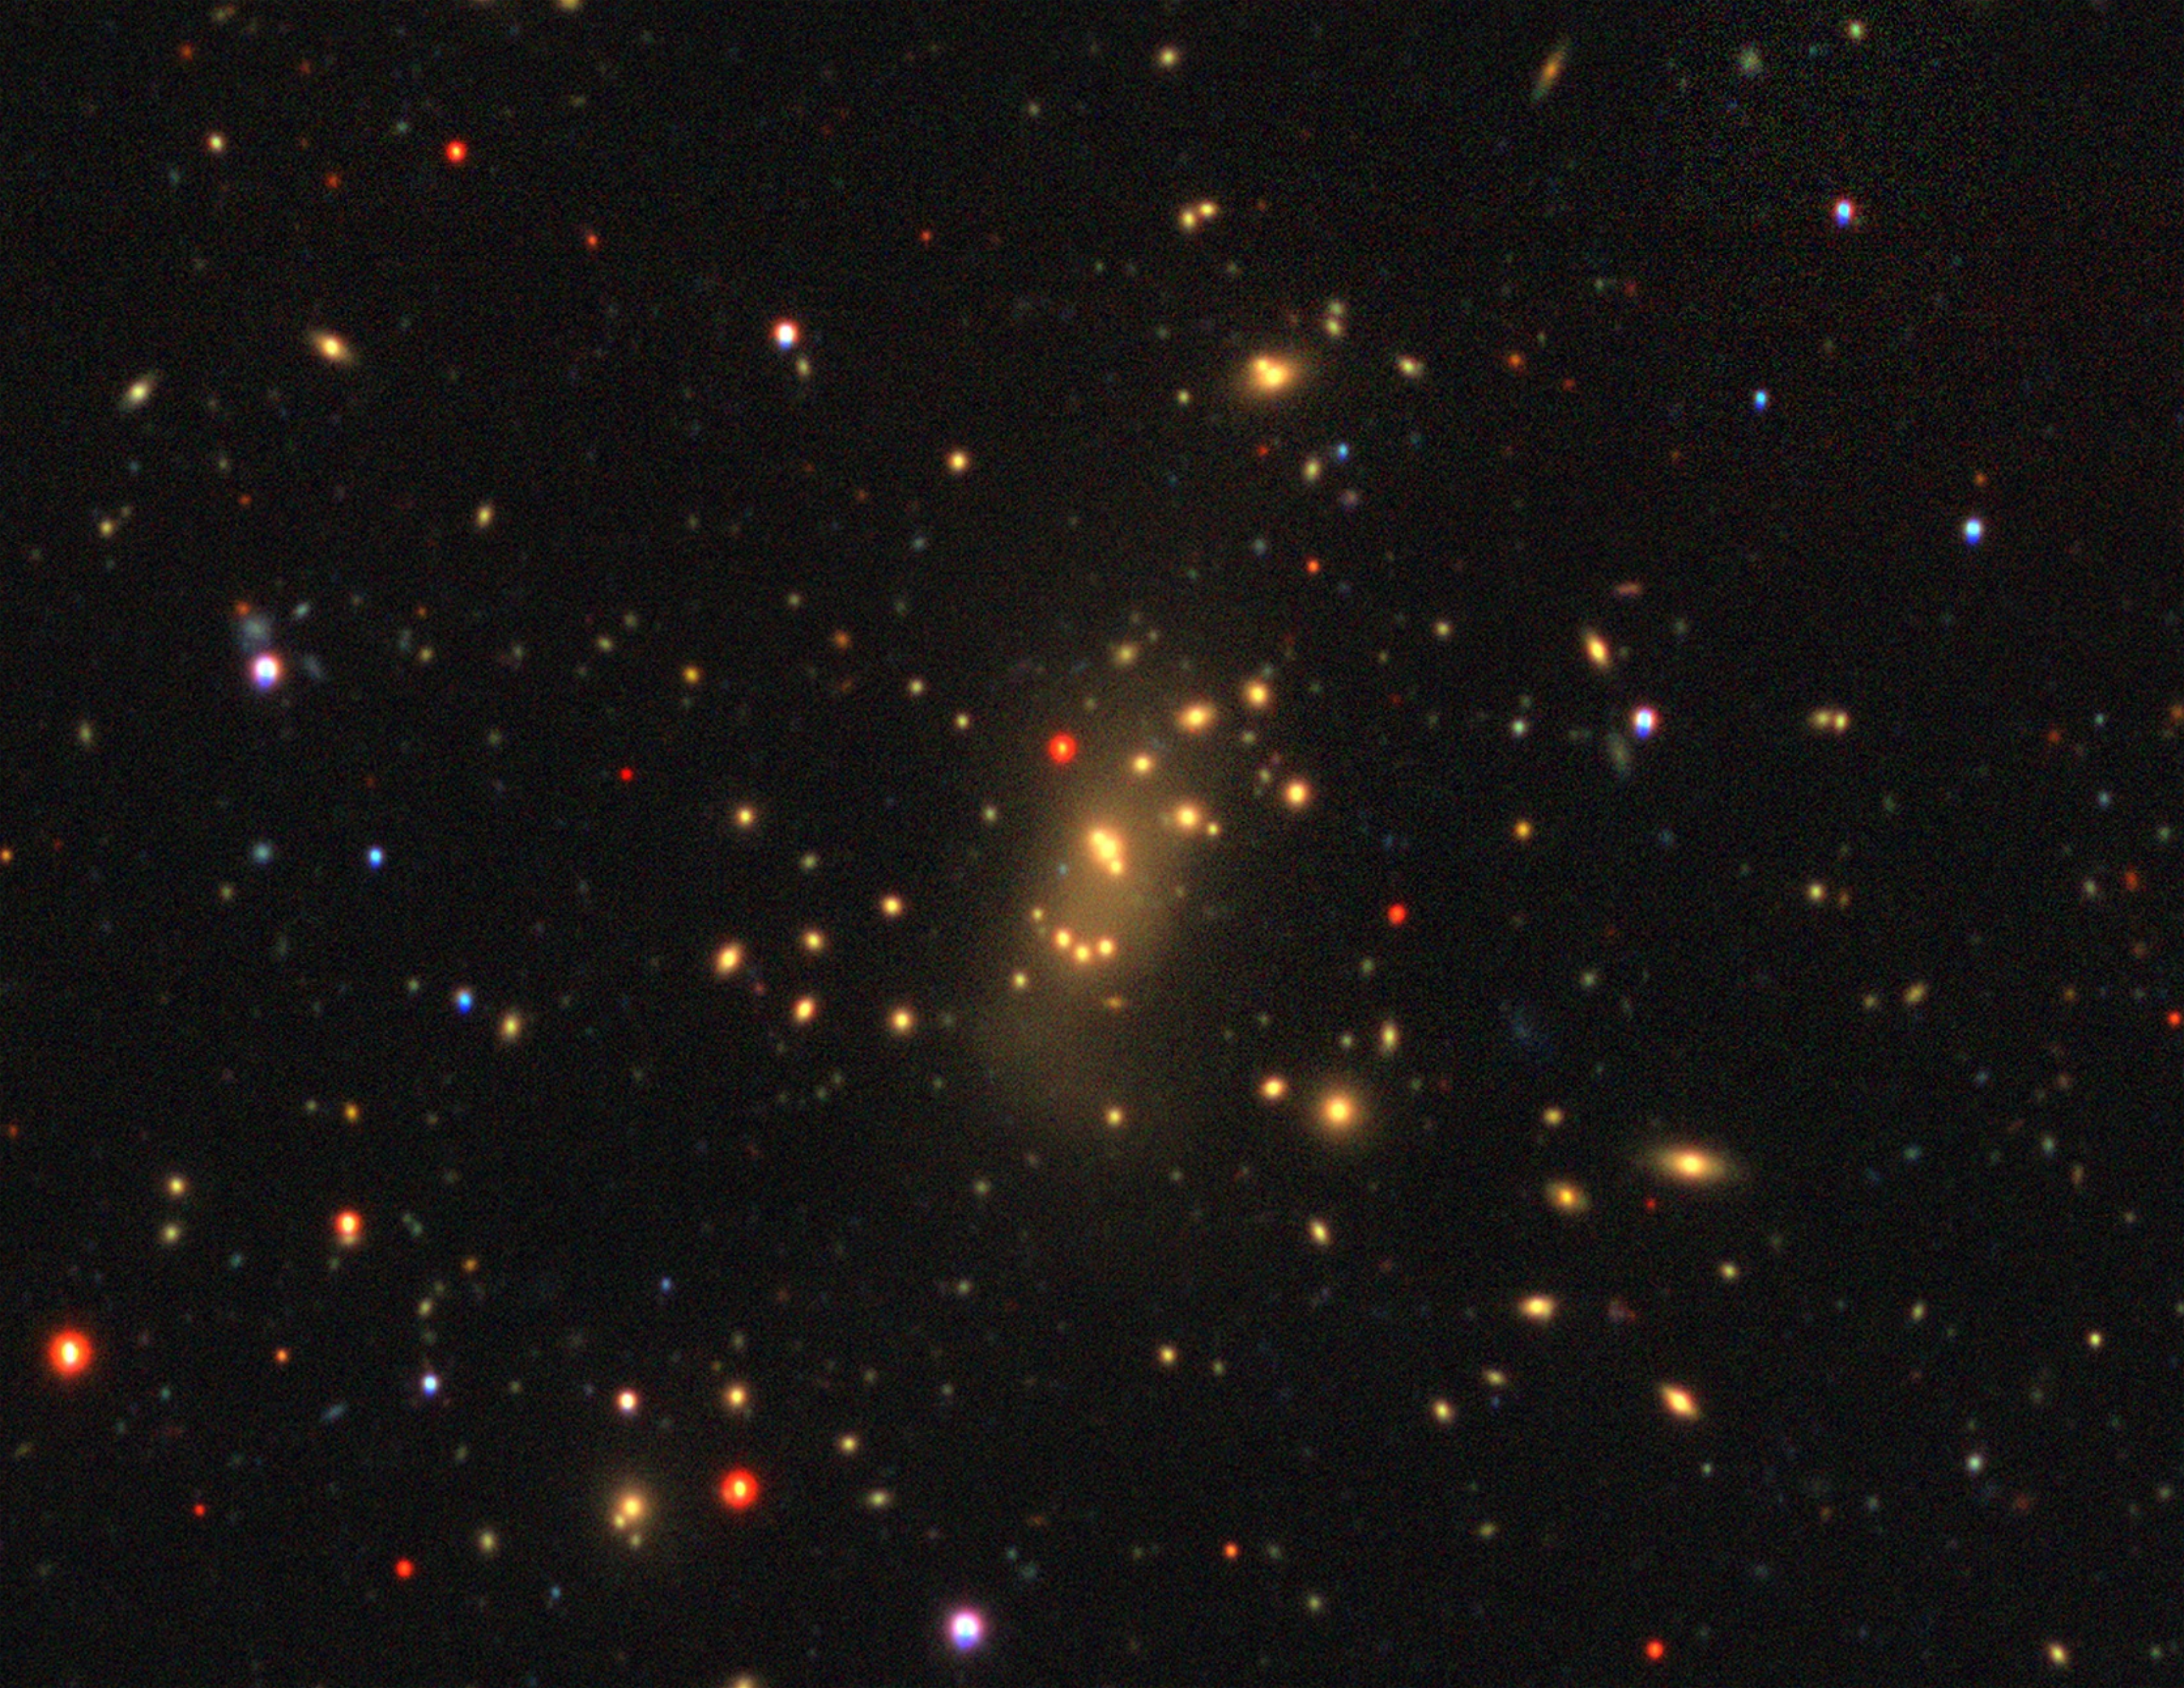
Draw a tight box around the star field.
[10,5,2183,1683]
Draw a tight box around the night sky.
[12,4,2182,1683]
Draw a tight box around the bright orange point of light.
[47,1329,93,1379]
[443,138,468,165]
[1386,902,1408,926]
[394,1557,416,1579]
[333,1209,363,1243]
[1047,731,1078,766]
[720,1468,762,1511]
[1643,1636,1667,1662]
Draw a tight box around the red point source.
[719,1467,761,1511]
[47,1328,93,1380]
[443,138,468,165]
[394,1557,415,1580]
[1046,731,1078,766]
[1643,1636,1668,1662]
[1386,902,1408,927]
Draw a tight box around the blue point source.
[1962,515,1984,545]
[947,1607,986,1652]
[1752,388,1768,412]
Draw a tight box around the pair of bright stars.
[42,1319,993,1660]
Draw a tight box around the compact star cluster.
[970,663,1400,1145]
